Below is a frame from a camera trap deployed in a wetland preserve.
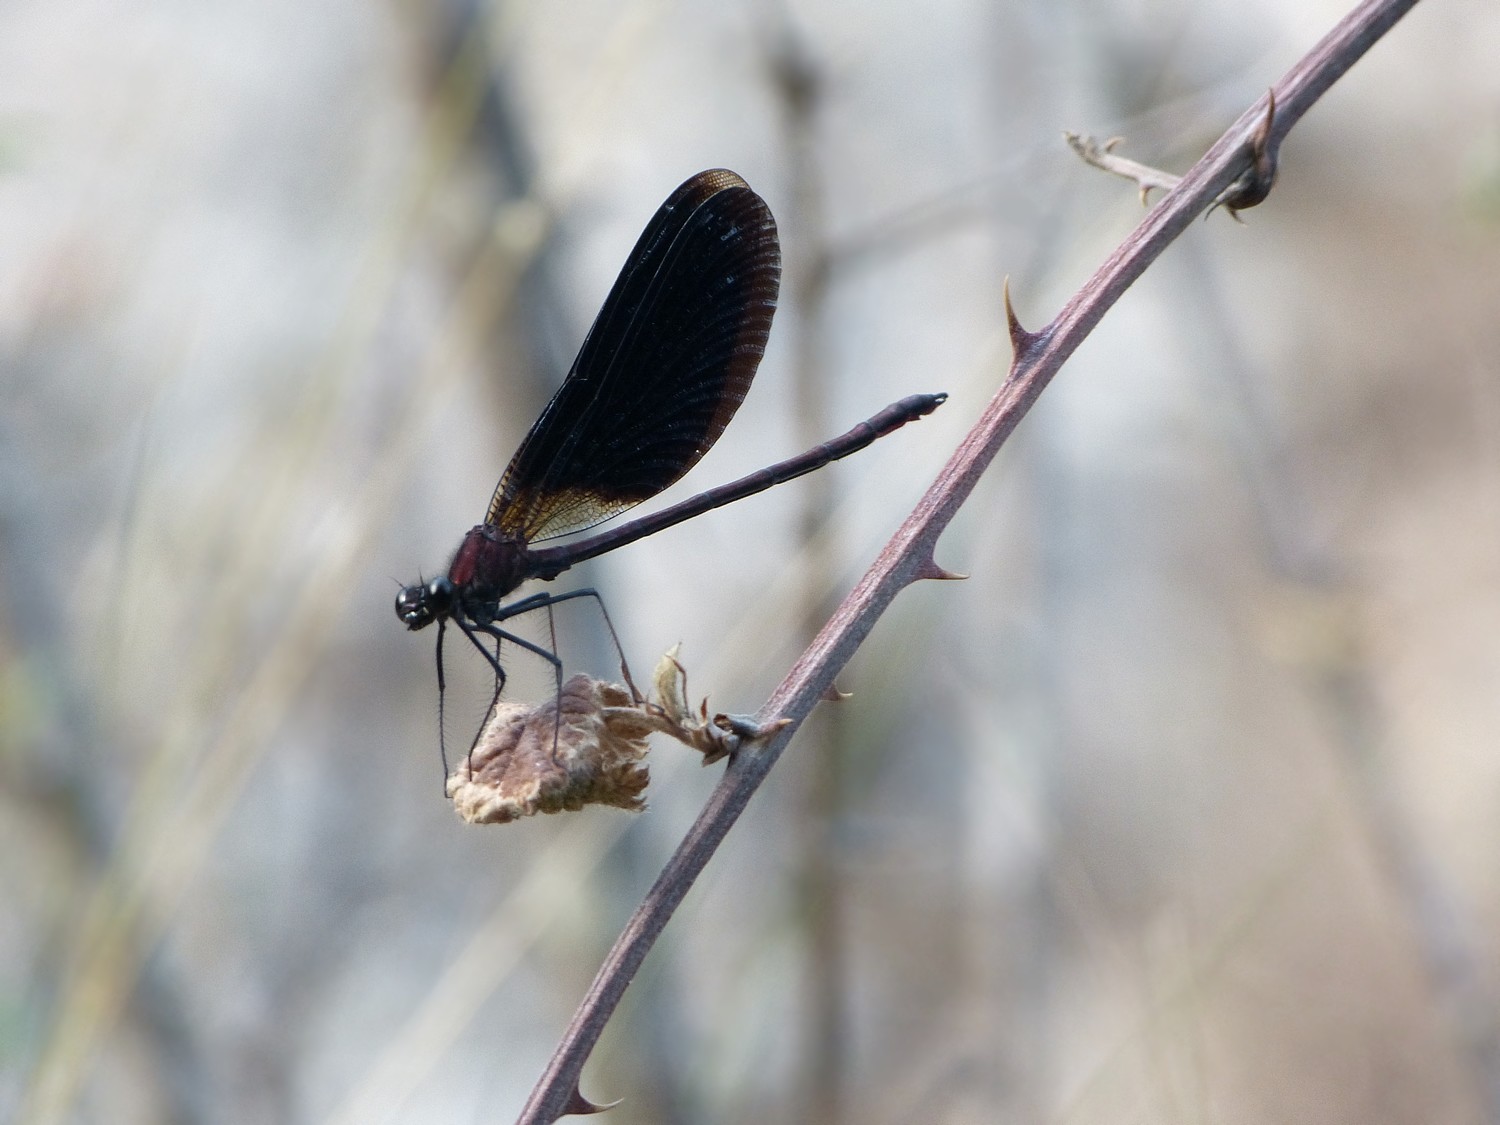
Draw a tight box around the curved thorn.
[1003,277,1040,356]
[1255,88,1277,147]
[822,683,852,703]
[563,1087,621,1115]
[915,557,968,582]
[1214,88,1280,218]
[718,714,790,742]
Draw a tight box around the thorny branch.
[518,0,1423,1119]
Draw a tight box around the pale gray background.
[3,1,1499,1122]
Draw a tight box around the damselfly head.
[395,576,454,630]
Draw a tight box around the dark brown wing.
[486,169,780,542]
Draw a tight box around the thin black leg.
[438,589,639,782]
[491,587,637,699]
[462,617,563,673]
[435,620,450,782]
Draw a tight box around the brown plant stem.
[517,0,1421,1118]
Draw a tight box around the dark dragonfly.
[397,169,945,763]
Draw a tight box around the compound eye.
[426,577,454,610]
[395,584,433,629]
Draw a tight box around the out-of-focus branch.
[518,0,1422,1119]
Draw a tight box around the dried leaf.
[448,651,790,824]
[447,675,651,824]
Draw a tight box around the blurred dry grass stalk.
[3,0,1499,1122]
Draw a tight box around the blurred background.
[4,0,1499,1121]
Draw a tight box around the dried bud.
[643,647,789,765]
[447,675,652,824]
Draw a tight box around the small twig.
[1064,132,1184,204]
[1067,91,1281,221]
[517,0,1422,1118]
